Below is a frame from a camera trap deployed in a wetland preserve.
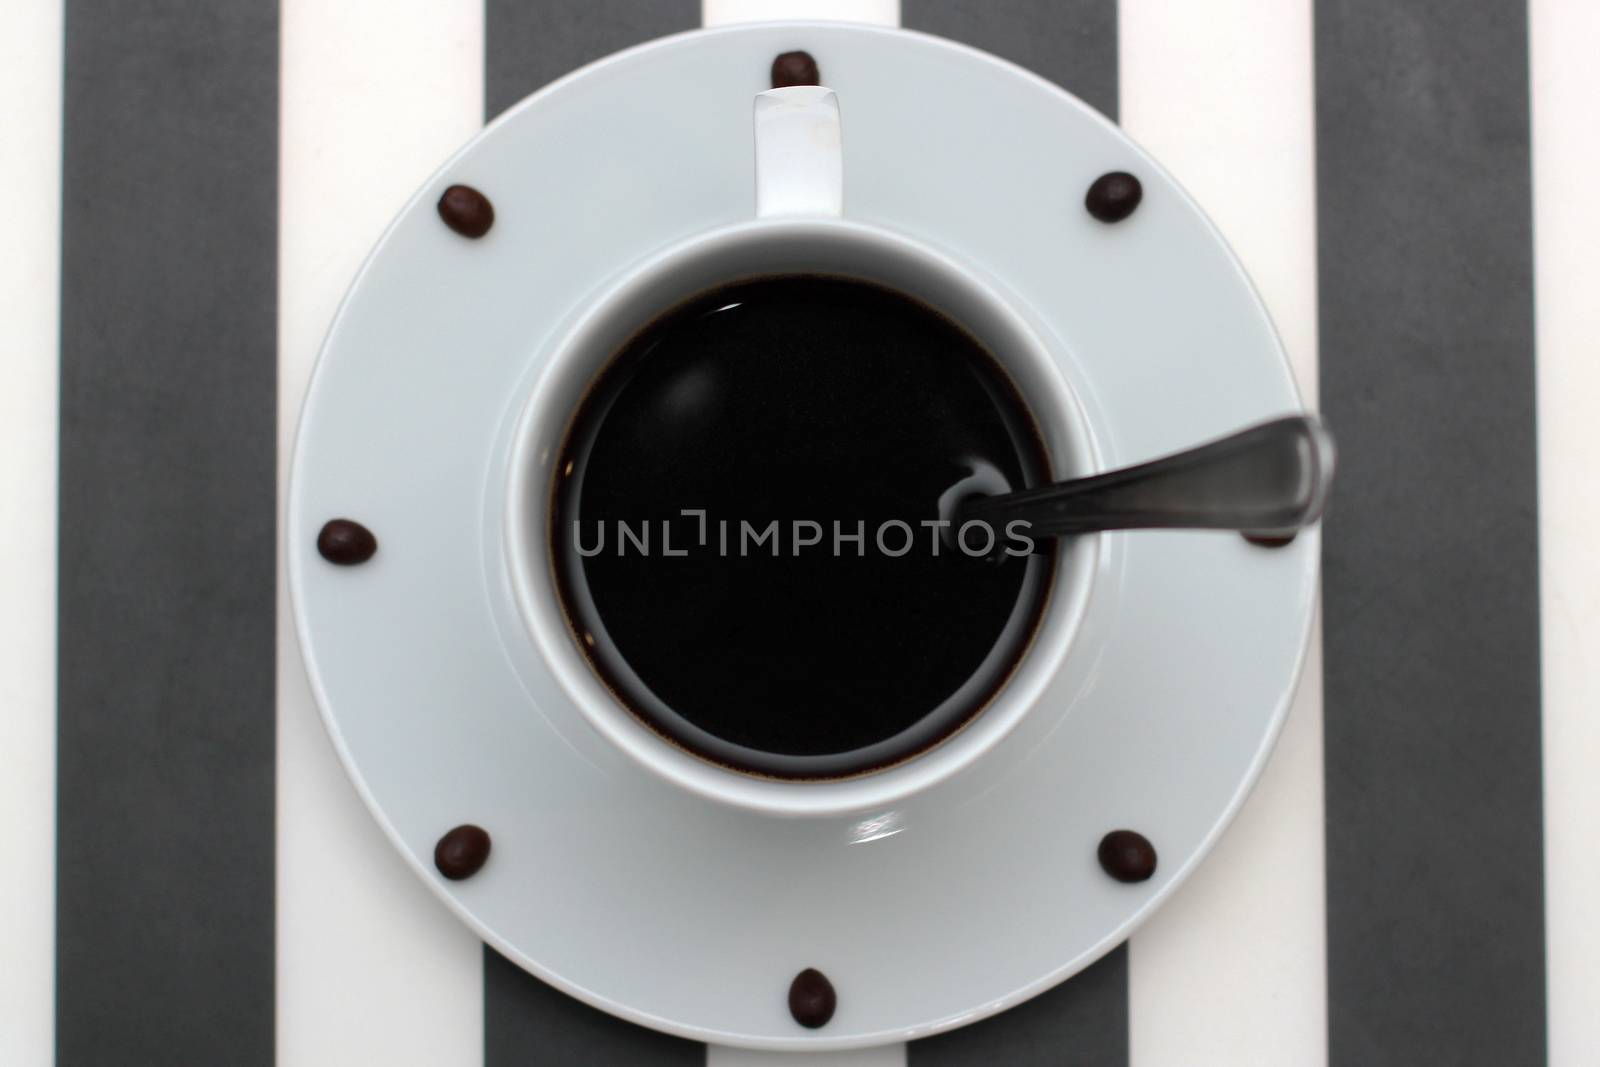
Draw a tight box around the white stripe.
[703,0,900,27]
[1531,2,1600,1063]
[1120,3,1327,1065]
[277,3,485,1064]
[0,0,61,1063]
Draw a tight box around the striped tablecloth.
[3,1,1595,1064]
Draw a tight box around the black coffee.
[550,276,1053,779]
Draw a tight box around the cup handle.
[753,86,843,218]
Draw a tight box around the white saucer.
[288,21,1316,1050]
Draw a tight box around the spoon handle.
[960,415,1336,537]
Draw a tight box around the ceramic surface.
[288,21,1316,1049]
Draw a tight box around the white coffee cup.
[505,86,1098,818]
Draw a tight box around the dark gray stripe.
[483,0,704,1061]
[899,2,1122,1062]
[56,1,277,1064]
[909,949,1128,1067]
[486,0,700,120]
[1315,2,1545,1064]
[901,0,1117,118]
[485,950,702,1067]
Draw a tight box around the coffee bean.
[437,184,495,238]
[788,968,836,1028]
[434,824,491,880]
[1244,532,1297,548]
[1097,829,1157,883]
[317,519,377,565]
[771,50,821,88]
[1084,171,1143,223]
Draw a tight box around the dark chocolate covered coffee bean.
[788,968,836,1028]
[771,50,821,88]
[434,824,491,880]
[1098,829,1157,883]
[1085,171,1143,223]
[317,519,377,565]
[437,184,495,238]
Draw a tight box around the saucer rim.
[288,19,1317,1050]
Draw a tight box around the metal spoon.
[954,415,1336,539]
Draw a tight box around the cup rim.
[504,217,1100,817]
